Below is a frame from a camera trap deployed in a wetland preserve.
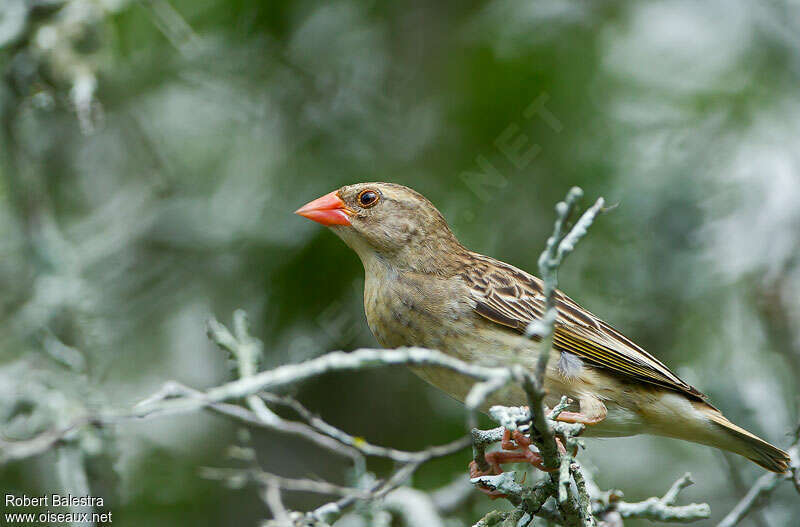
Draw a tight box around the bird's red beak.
[294,191,353,226]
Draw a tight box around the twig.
[138,0,199,53]
[133,381,365,466]
[571,463,597,527]
[201,467,370,498]
[609,473,710,523]
[264,481,291,526]
[384,487,447,527]
[467,188,607,526]
[719,453,771,527]
[55,445,95,527]
[465,372,514,429]
[208,312,282,441]
[717,439,799,527]
[309,479,384,525]
[260,393,470,464]
[717,472,785,527]
[128,347,509,419]
[0,417,91,464]
[517,368,561,470]
[614,495,711,522]
[532,187,605,381]
[529,189,604,522]
[430,475,475,515]
[471,426,505,473]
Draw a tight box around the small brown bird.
[295,182,790,474]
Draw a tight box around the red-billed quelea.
[295,182,790,477]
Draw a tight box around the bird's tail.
[696,404,790,473]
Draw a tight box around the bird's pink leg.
[471,399,601,497]
[469,429,558,498]
[553,395,607,426]
[554,411,605,425]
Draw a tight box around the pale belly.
[409,361,649,438]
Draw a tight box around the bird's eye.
[358,190,380,208]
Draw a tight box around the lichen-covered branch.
[260,393,470,464]
[469,189,607,526]
[531,187,605,379]
[0,347,500,467]
[610,473,710,522]
[127,347,510,421]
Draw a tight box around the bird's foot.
[469,429,557,499]
[553,410,605,425]
[548,394,608,428]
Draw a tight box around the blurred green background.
[1,0,799,525]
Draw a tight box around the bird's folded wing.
[463,253,707,400]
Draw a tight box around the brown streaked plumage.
[295,182,790,473]
[462,252,708,401]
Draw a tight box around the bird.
[294,182,790,476]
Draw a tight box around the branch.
[610,473,710,523]
[264,480,291,526]
[0,417,91,464]
[462,189,609,526]
[127,347,509,420]
[260,393,470,464]
[0,346,482,527]
[55,445,95,527]
[132,380,366,466]
[470,473,559,521]
[513,189,605,524]
[200,467,370,499]
[531,187,605,379]
[383,487,448,527]
[717,439,799,527]
[518,368,562,470]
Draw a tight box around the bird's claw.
[469,429,560,499]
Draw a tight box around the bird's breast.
[364,270,472,351]
[363,268,534,402]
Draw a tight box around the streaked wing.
[462,253,707,400]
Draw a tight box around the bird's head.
[295,182,465,274]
